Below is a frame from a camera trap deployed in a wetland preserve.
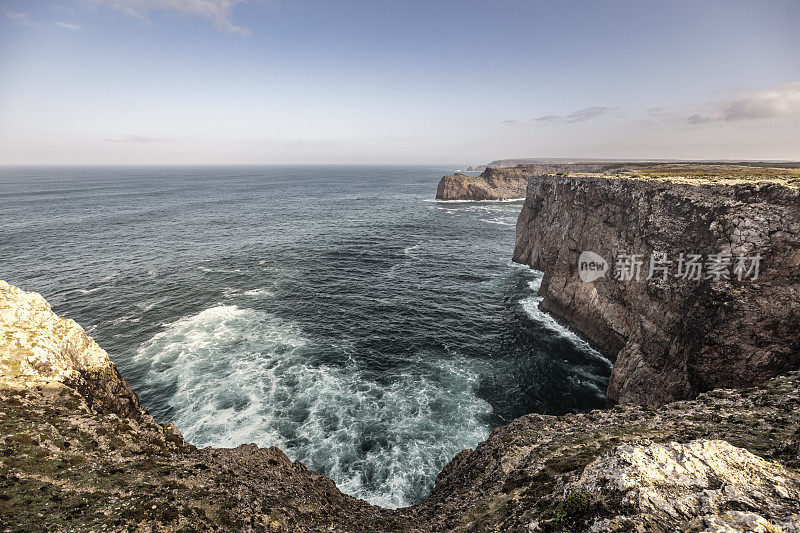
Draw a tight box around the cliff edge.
[436,163,610,201]
[436,169,529,201]
[513,163,800,406]
[2,268,799,530]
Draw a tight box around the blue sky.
[1,0,799,164]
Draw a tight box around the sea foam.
[134,305,492,508]
[520,276,612,369]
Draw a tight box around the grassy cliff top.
[554,163,800,187]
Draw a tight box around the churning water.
[0,166,610,508]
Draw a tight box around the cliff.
[513,163,800,406]
[436,169,529,201]
[0,280,407,532]
[437,164,608,201]
[2,279,799,531]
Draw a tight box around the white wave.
[403,243,421,258]
[196,266,243,274]
[520,276,612,369]
[112,314,142,325]
[479,217,516,227]
[243,288,274,297]
[75,287,103,294]
[134,305,491,509]
[434,197,526,203]
[137,296,169,312]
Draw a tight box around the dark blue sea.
[0,165,610,508]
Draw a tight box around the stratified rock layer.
[436,169,528,200]
[513,164,800,405]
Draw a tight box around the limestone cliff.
[513,164,800,405]
[2,277,799,531]
[436,169,528,201]
[422,377,800,532]
[437,163,607,201]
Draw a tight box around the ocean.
[0,165,610,508]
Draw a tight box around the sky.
[1,0,799,165]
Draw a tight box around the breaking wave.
[133,305,492,508]
[520,275,612,368]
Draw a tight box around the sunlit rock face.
[513,164,800,405]
[564,439,800,532]
[436,169,530,201]
[0,280,142,417]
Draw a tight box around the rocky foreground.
[2,276,800,531]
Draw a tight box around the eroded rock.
[566,439,800,532]
[0,280,142,418]
[436,163,608,201]
[512,164,800,405]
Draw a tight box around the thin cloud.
[54,22,82,31]
[103,135,165,142]
[5,11,82,31]
[4,10,40,28]
[688,82,800,124]
[534,106,618,124]
[4,10,28,21]
[92,0,250,35]
[686,113,716,125]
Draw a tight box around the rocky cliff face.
[2,261,799,530]
[513,164,800,406]
[436,164,607,201]
[436,169,529,200]
[0,281,142,419]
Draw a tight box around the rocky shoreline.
[2,280,798,531]
[3,163,800,531]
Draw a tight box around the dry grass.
[559,163,800,187]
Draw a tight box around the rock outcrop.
[568,439,800,532]
[0,280,142,419]
[513,164,800,406]
[437,163,609,201]
[418,371,800,532]
[436,169,529,201]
